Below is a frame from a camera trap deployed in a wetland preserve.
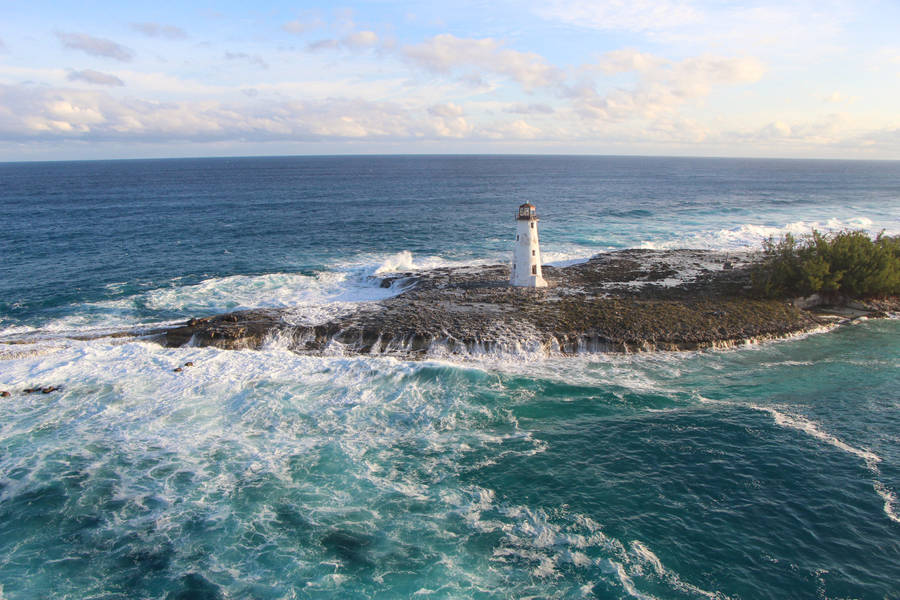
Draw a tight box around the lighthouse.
[510,203,548,287]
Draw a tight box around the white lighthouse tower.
[510,203,548,287]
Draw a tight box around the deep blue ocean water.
[0,156,898,599]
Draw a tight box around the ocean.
[0,155,898,599]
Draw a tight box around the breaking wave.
[639,216,894,251]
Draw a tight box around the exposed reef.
[156,249,897,358]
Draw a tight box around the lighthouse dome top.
[517,203,537,220]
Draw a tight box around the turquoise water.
[0,157,898,598]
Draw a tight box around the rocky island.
[156,249,896,359]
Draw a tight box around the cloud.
[535,1,850,63]
[534,0,702,32]
[823,91,857,104]
[302,30,559,91]
[225,52,268,69]
[67,69,124,87]
[283,18,323,35]
[1,82,896,157]
[574,50,765,121]
[853,127,900,152]
[0,83,470,143]
[130,22,188,40]
[593,49,668,74]
[505,103,555,115]
[427,103,463,118]
[427,102,471,137]
[56,31,134,61]
[869,46,900,73]
[307,30,379,52]
[0,38,6,52]
[728,114,851,145]
[307,39,340,52]
[693,113,900,157]
[481,119,542,140]
[402,34,563,90]
[344,30,379,49]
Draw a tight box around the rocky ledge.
[156,249,897,358]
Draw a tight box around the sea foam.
[638,216,893,251]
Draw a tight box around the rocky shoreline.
[154,249,897,358]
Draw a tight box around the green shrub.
[752,230,900,298]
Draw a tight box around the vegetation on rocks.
[752,230,900,299]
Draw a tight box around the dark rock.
[164,308,281,349]
[184,361,194,367]
[151,249,838,357]
[0,391,9,397]
[41,386,58,394]
[173,367,183,373]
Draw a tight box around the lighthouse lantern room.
[510,203,548,288]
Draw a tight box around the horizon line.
[3,152,900,166]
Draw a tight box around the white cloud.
[2,6,895,160]
[853,127,900,152]
[344,30,379,49]
[650,2,849,60]
[225,52,268,69]
[535,0,702,32]
[130,22,187,40]
[427,102,471,137]
[307,39,340,52]
[668,54,765,95]
[717,113,862,149]
[402,34,563,90]
[298,29,559,92]
[307,30,379,52]
[505,103,555,115]
[823,91,858,104]
[869,46,900,73]
[593,50,668,74]
[0,82,896,157]
[763,120,793,137]
[535,1,851,62]
[427,102,463,118]
[480,119,542,140]
[55,31,134,62]
[91,70,228,98]
[67,69,124,87]
[282,18,322,35]
[574,50,765,121]
[0,83,472,142]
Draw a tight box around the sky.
[1,0,899,161]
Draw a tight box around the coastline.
[155,249,897,358]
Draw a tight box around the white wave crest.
[700,395,899,525]
[372,250,495,275]
[640,216,890,251]
[748,404,898,524]
[749,405,880,467]
[141,270,398,313]
[1,268,406,339]
[629,540,729,599]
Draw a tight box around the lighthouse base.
[510,274,548,288]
